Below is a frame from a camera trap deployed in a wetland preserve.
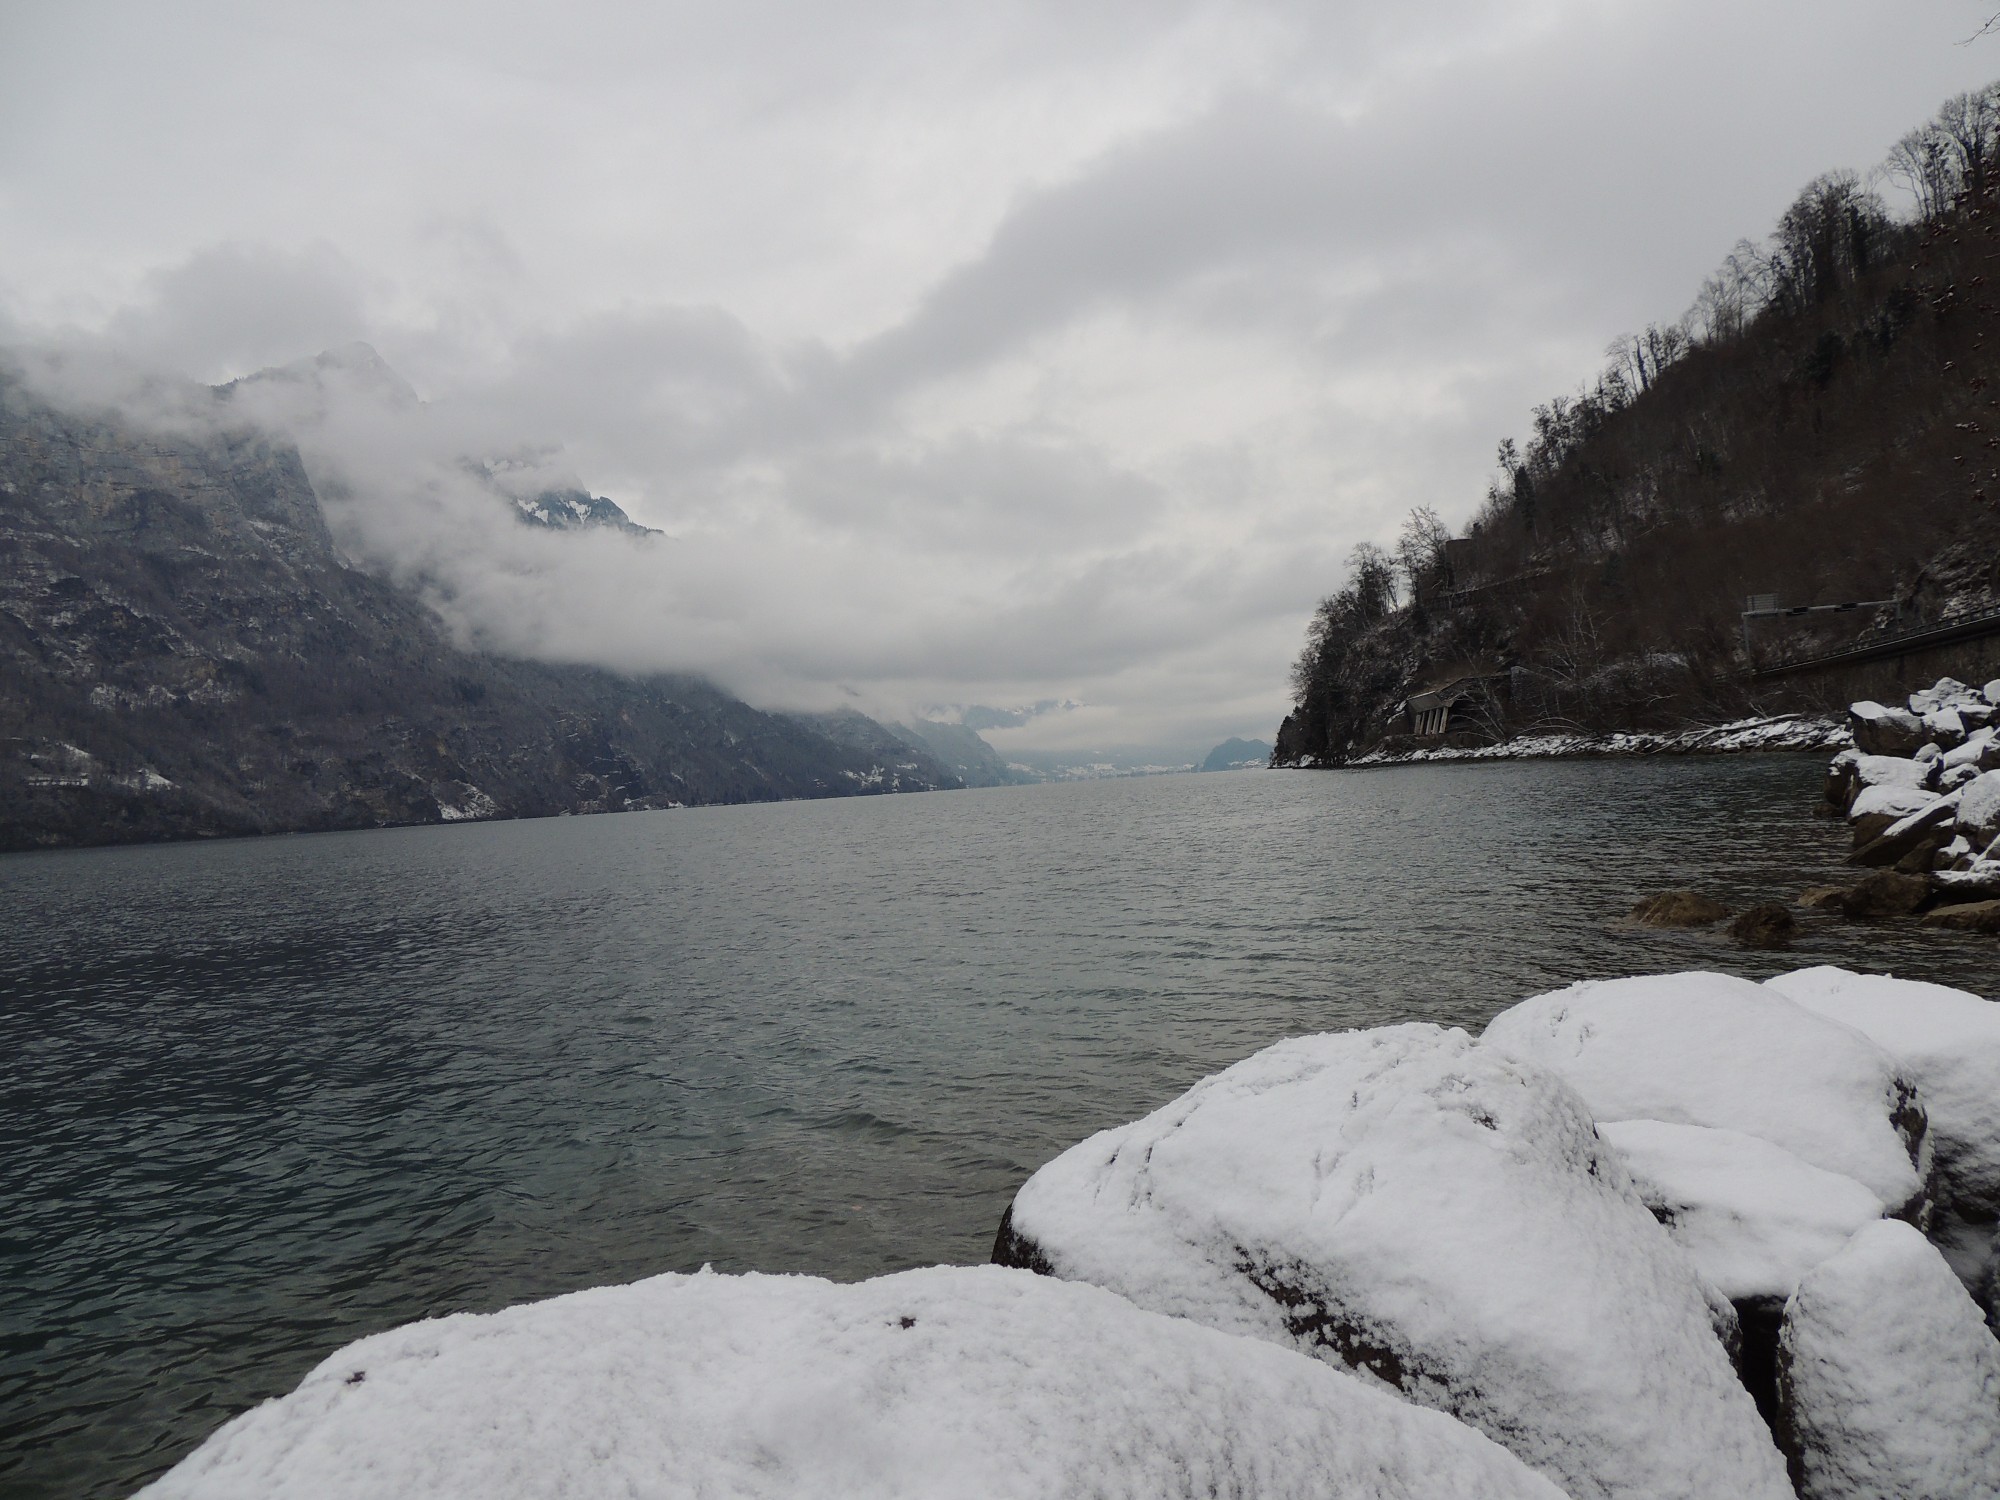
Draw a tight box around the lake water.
[4,756,1996,1499]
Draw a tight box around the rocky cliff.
[0,365,959,851]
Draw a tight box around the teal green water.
[3,757,1991,1498]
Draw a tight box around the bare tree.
[1883,123,1957,220]
[1935,86,2000,203]
[1395,506,1452,599]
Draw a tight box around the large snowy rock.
[1853,753,1933,790]
[1766,967,2000,1295]
[1944,726,1998,769]
[1481,972,1928,1214]
[1846,782,1938,826]
[1927,706,1970,748]
[1853,789,1958,869]
[1777,1220,2000,1500]
[1599,1120,1885,1309]
[1958,770,2000,845]
[1848,701,1926,757]
[138,1265,1568,1500]
[995,1023,1791,1500]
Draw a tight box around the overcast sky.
[4,2,1999,753]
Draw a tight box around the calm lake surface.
[5,755,1996,1499]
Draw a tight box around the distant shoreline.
[1281,713,1848,770]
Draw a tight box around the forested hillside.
[1277,84,2000,765]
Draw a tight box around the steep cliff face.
[0,369,958,851]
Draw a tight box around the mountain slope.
[0,364,958,851]
[894,719,1038,787]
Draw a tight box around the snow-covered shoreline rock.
[1767,967,2000,1302]
[139,1265,1567,1500]
[995,1021,1792,1500]
[1480,973,1928,1216]
[1777,1220,2000,1500]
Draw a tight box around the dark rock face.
[0,368,959,850]
[1730,904,1798,949]
[1628,890,1731,926]
[1851,796,1958,869]
[1923,898,2000,932]
[1834,872,1934,919]
[989,1205,1056,1276]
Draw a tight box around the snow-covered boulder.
[1766,967,2000,1296]
[1926,707,1969,749]
[138,1265,1569,1500]
[1848,701,1926,757]
[1777,1220,2000,1500]
[1853,789,1959,868]
[1599,1120,1885,1309]
[996,1023,1791,1500]
[1910,678,1972,715]
[1958,770,2000,845]
[1481,973,1928,1214]
[1943,726,1997,769]
[1847,782,1937,823]
[1988,678,2000,707]
[1853,753,1934,790]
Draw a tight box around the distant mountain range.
[507,485,659,537]
[0,355,966,851]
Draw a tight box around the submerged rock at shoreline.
[1730,903,1798,949]
[1777,1221,2000,1500]
[1629,890,1732,927]
[1831,871,1935,920]
[138,1266,1568,1500]
[1926,899,2000,932]
[994,1023,1791,1500]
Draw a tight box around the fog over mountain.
[4,1,1998,751]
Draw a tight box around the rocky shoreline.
[1814,677,2000,933]
[144,965,2000,1500]
[1346,712,1848,768]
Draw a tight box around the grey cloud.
[6,1,2000,750]
[106,243,373,382]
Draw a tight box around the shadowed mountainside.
[0,365,960,851]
